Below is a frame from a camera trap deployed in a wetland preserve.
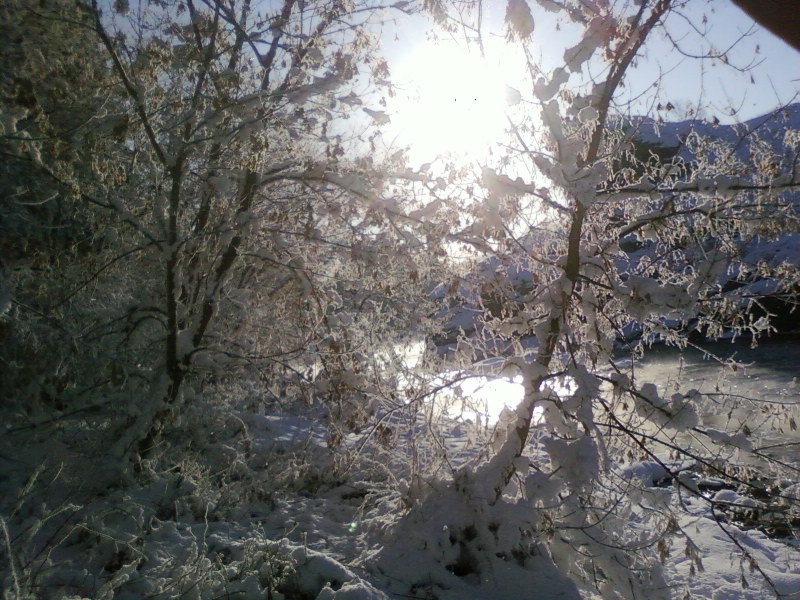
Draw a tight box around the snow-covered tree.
[370,1,800,598]
[0,0,117,423]
[1,0,452,471]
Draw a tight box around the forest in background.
[1,1,799,599]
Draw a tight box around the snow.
[3,373,796,600]
[666,501,800,600]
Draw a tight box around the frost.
[481,167,538,198]
[564,40,595,73]
[688,250,729,295]
[535,68,569,101]
[288,73,343,104]
[543,435,599,489]
[564,15,615,72]
[541,99,565,142]
[0,107,27,134]
[712,489,761,508]
[619,276,694,320]
[665,392,699,430]
[524,470,561,504]
[639,381,665,406]
[324,172,379,203]
[705,429,752,451]
[539,0,561,12]
[505,0,535,40]
[621,461,670,486]
[633,385,700,430]
[338,91,363,107]
[578,105,598,124]
[316,580,390,600]
[176,328,196,360]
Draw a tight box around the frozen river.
[435,335,799,464]
[633,336,799,408]
[631,335,800,465]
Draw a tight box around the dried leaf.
[363,108,391,125]
[505,0,535,41]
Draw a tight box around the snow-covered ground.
[2,372,797,600]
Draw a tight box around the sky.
[378,0,800,163]
[635,0,800,122]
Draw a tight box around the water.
[630,336,800,466]
[432,336,800,464]
[632,337,799,406]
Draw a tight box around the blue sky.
[381,1,800,125]
[642,0,800,122]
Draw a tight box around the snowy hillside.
[632,103,800,159]
[616,104,800,337]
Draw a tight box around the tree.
[1,0,453,475]
[0,0,115,423]
[0,2,473,591]
[371,1,800,598]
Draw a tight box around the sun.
[389,37,521,163]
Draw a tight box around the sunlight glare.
[390,38,519,163]
[456,374,530,424]
[441,372,577,426]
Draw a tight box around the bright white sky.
[379,1,800,165]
